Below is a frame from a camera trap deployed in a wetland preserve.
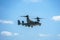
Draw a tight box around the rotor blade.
[34,18,43,19]
[32,17,42,19]
[21,16,26,17]
[20,15,29,17]
[33,17,46,19]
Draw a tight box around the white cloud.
[1,31,12,36]
[14,33,19,36]
[23,0,42,3]
[52,16,60,21]
[30,0,39,3]
[57,34,60,37]
[39,34,50,37]
[0,20,14,24]
[1,31,19,36]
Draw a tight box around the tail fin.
[22,21,24,25]
[18,20,21,25]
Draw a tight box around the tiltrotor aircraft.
[17,15,43,27]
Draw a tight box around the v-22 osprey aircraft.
[17,15,43,28]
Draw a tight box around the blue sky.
[0,0,60,40]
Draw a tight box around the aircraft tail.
[18,20,21,25]
[22,21,24,25]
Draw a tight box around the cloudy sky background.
[0,0,60,40]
